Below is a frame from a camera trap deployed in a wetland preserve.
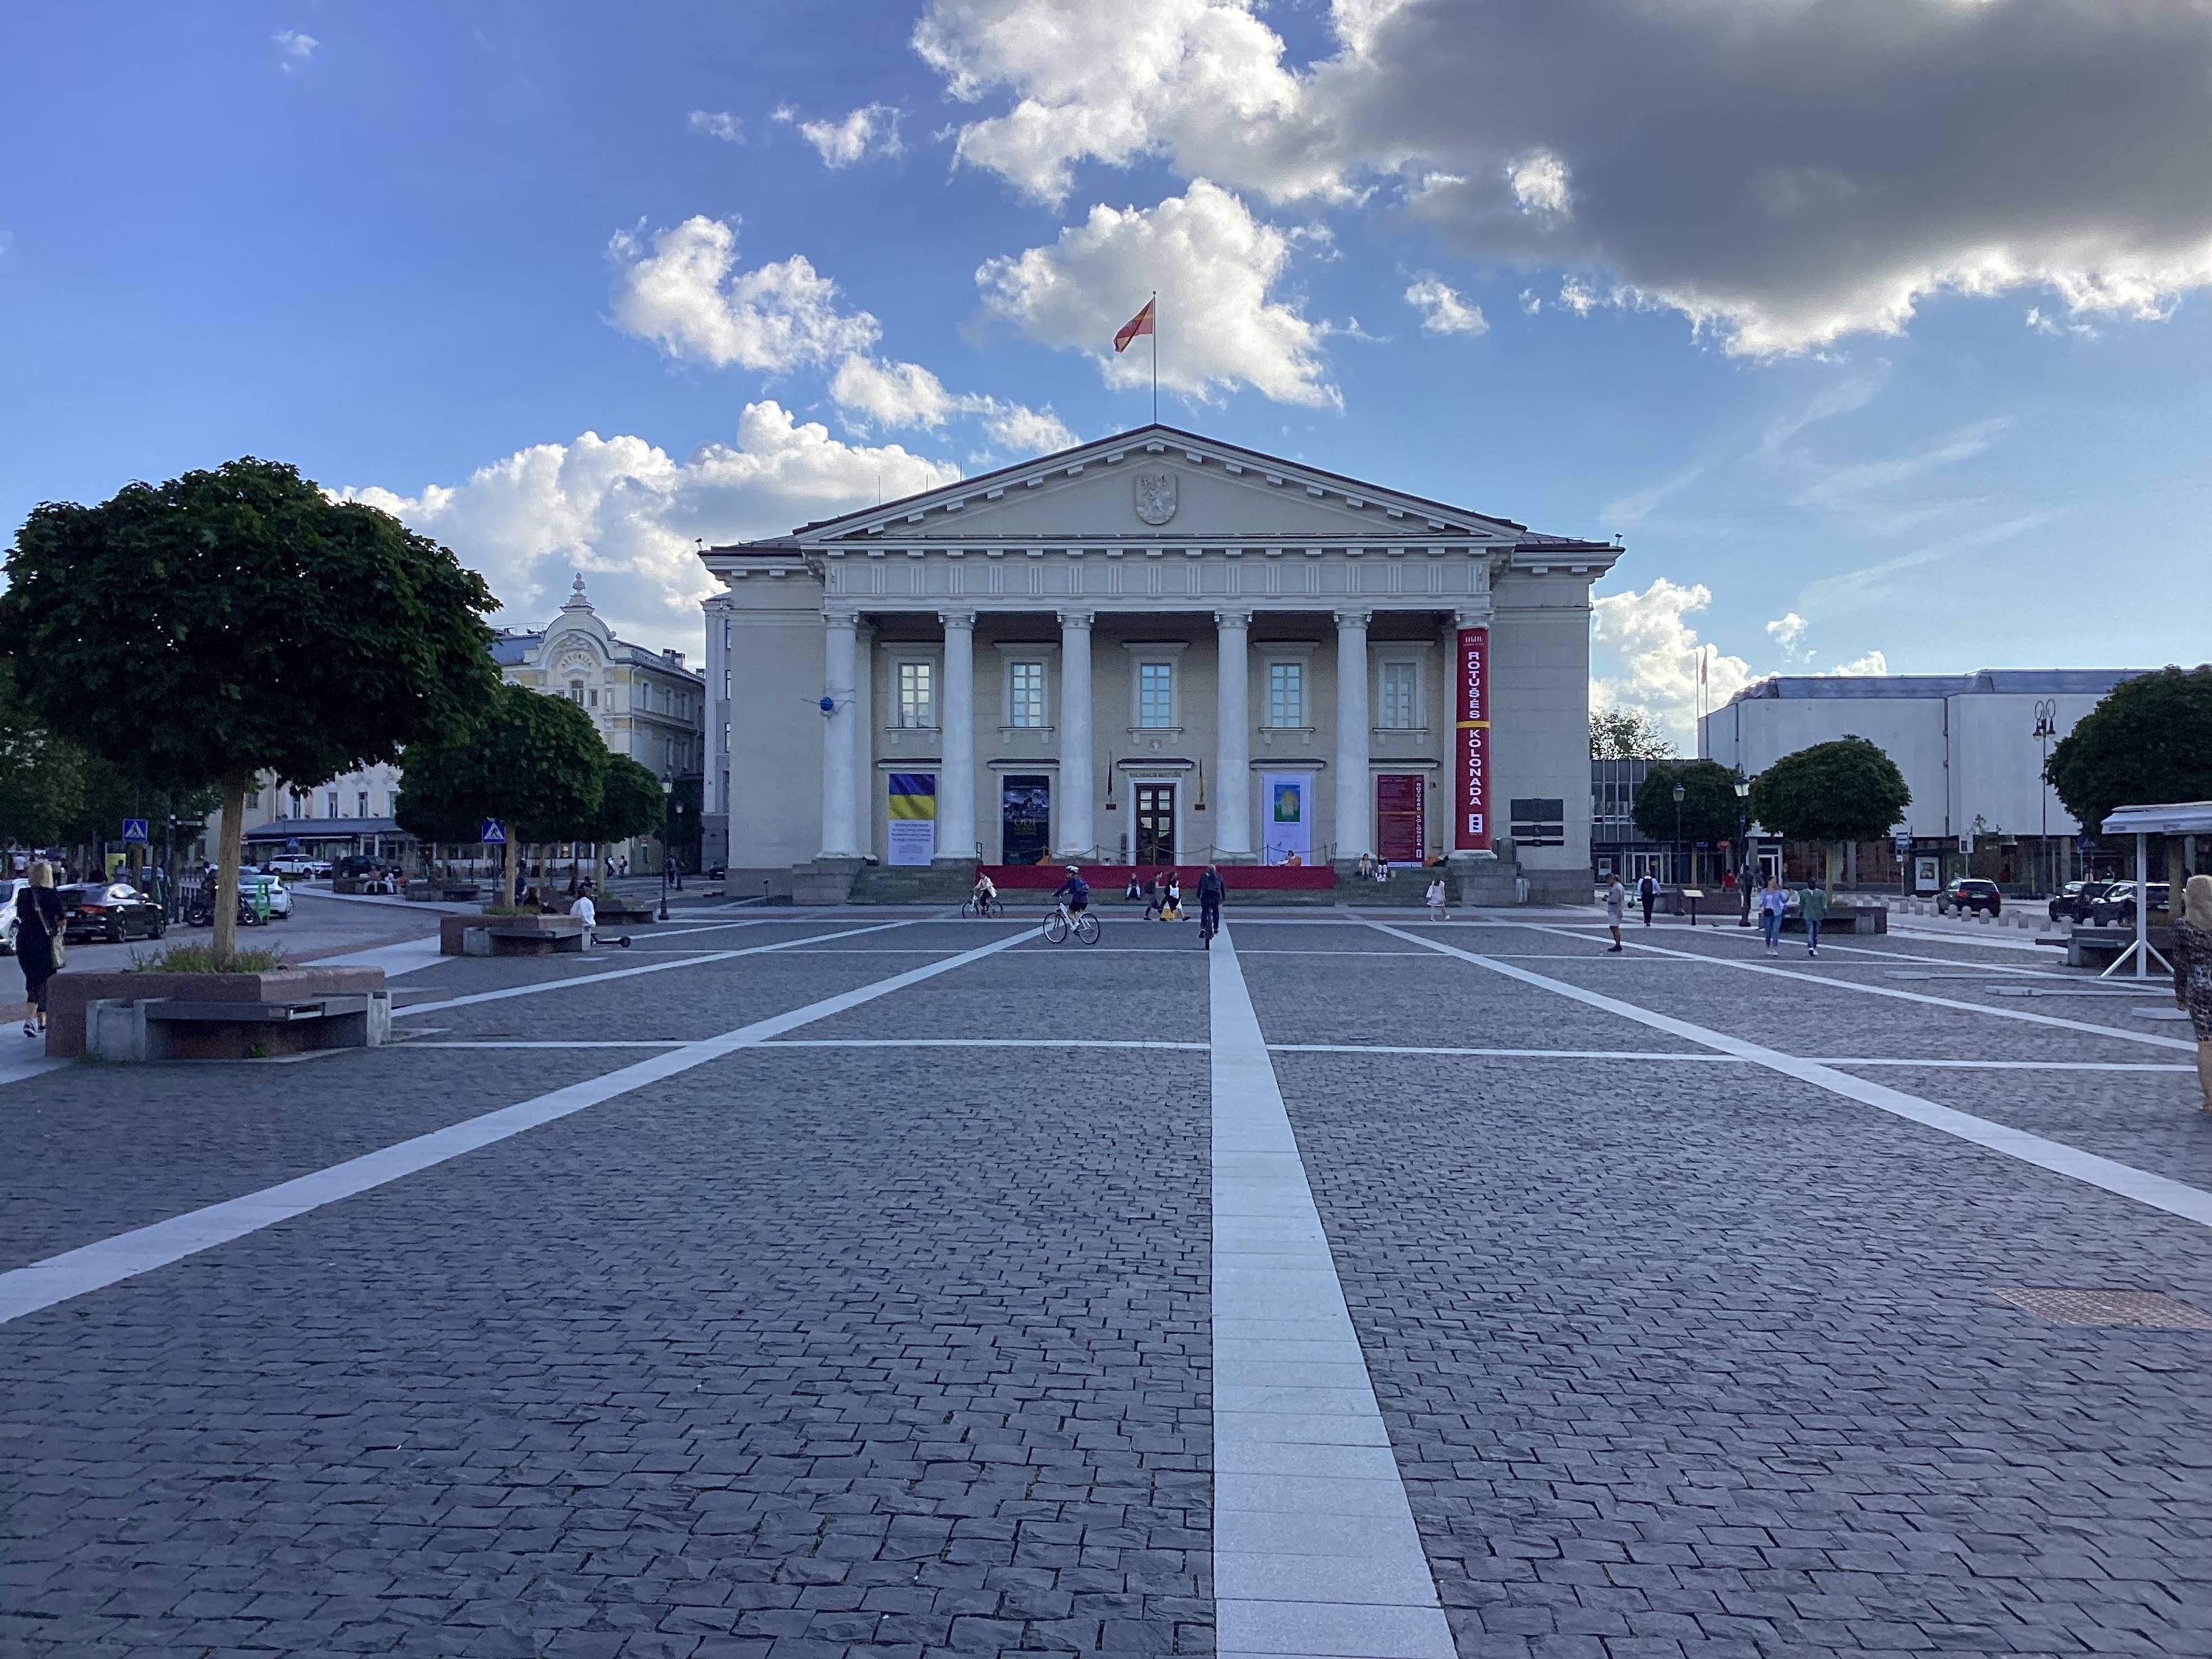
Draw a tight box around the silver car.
[0,878,18,955]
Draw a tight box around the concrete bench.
[1781,905,1887,935]
[2066,926,2175,971]
[438,914,588,956]
[595,901,657,926]
[407,881,483,903]
[86,991,391,1061]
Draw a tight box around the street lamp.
[1734,771,1754,926]
[2032,698,2058,892]
[658,769,674,920]
[1671,780,1686,890]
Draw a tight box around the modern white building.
[699,424,1622,902]
[1700,668,2148,888]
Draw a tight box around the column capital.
[939,607,978,630]
[1333,607,1372,630]
[1057,609,1096,631]
[1214,607,1254,630]
[823,605,861,628]
[1451,602,1494,628]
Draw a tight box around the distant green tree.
[665,774,703,872]
[2045,667,2212,834]
[0,661,87,846]
[0,458,498,956]
[396,683,605,905]
[59,758,221,869]
[590,754,668,855]
[1631,760,1740,881]
[1750,735,1912,895]
[1591,707,1677,759]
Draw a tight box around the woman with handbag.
[16,860,65,1039]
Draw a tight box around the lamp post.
[1734,771,1753,926]
[658,769,674,921]
[2032,697,2058,893]
[1671,780,1686,890]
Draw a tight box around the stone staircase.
[848,862,979,905]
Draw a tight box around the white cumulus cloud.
[1589,577,1752,747]
[1507,150,1571,218]
[829,354,1077,455]
[1764,611,1809,659]
[340,404,958,655]
[776,102,905,167]
[1403,276,1487,336]
[607,218,880,372]
[975,180,1336,407]
[273,29,316,70]
[687,110,745,143]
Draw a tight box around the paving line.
[766,1036,1209,1050]
[396,919,924,1017]
[304,936,447,977]
[1506,920,2194,1053]
[1272,1043,1744,1062]
[0,928,1031,1328]
[1368,922,2212,1231]
[1210,923,1455,1659]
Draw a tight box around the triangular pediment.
[783,426,1523,550]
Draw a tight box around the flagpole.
[1151,290,1158,424]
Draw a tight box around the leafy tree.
[2045,667,2212,834]
[59,757,221,873]
[0,660,87,846]
[1750,735,1912,895]
[1631,760,1742,881]
[395,682,605,905]
[665,773,703,872]
[0,458,497,956]
[1591,707,1677,758]
[590,754,668,853]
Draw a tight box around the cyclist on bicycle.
[1197,863,1224,947]
[970,869,999,912]
[1054,865,1090,918]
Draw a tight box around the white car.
[240,873,294,918]
[264,855,330,878]
[0,878,17,955]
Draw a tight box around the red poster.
[1376,774,1425,865]
[1454,627,1490,852]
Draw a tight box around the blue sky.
[4,1,2207,743]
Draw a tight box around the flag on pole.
[1114,298,1156,353]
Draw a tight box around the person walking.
[1197,864,1225,949]
[1604,874,1626,952]
[1425,876,1450,924]
[2172,874,2212,1113]
[1143,869,1165,921]
[1799,882,1829,957]
[1637,870,1658,927]
[15,860,64,1039]
[1757,875,1788,955]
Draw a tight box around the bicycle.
[960,893,1005,919]
[1198,903,1219,949]
[1041,902,1101,945]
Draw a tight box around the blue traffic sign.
[480,819,507,844]
[121,818,148,843]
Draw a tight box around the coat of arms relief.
[1132,469,1178,526]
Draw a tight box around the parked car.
[1936,878,2003,917]
[239,872,293,919]
[2089,882,2170,928]
[2048,880,2123,924]
[266,855,331,878]
[0,877,18,955]
[333,855,387,879]
[58,880,168,943]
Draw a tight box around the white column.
[1214,609,1252,859]
[1055,609,1094,861]
[851,618,874,859]
[938,609,977,862]
[1334,608,1372,863]
[819,609,861,858]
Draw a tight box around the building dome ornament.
[562,571,594,611]
[1133,469,1178,527]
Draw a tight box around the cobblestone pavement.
[3,908,2211,1658]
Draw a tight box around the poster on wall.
[1453,626,1492,853]
[886,773,937,865]
[1261,772,1313,865]
[1376,774,1426,866]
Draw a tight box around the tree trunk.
[213,772,248,961]
[1822,841,1838,900]
[501,836,518,913]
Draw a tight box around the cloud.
[1828,650,1890,677]
[775,102,905,167]
[1600,461,1705,528]
[1764,612,1809,658]
[1589,577,1752,746]
[1788,417,2007,510]
[1795,512,2053,616]
[272,29,316,71]
[687,110,745,143]
[828,354,1078,455]
[975,180,1336,407]
[1403,276,1487,336]
[917,0,2212,354]
[339,404,960,655]
[607,217,880,372]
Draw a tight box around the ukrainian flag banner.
[886,773,937,866]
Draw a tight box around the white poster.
[1261,772,1313,865]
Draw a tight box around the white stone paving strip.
[1370,922,2212,1232]
[0,926,1029,1327]
[1209,924,1456,1659]
[395,919,923,1017]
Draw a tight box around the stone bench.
[1782,905,1887,935]
[594,901,657,926]
[438,914,588,956]
[45,967,387,1059]
[407,881,483,903]
[2065,925,2175,971]
[86,992,391,1062]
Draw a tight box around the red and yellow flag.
[1114,298,1156,353]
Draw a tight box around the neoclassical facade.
[494,575,707,785]
[701,424,1620,901]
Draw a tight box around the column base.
[792,857,865,905]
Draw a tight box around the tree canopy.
[0,660,86,846]
[589,754,667,848]
[2045,666,2212,834]
[1591,707,1677,759]
[396,682,607,849]
[1631,759,1742,850]
[1750,736,1912,846]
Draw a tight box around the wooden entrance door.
[1134,783,1176,865]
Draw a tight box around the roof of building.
[1720,668,2149,708]
[489,578,700,680]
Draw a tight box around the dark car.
[333,854,388,878]
[2089,882,2170,928]
[59,880,167,943]
[1937,878,2003,917]
[2049,880,2123,924]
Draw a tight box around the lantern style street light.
[1734,772,1754,926]
[1672,780,1687,888]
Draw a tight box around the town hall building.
[698,425,1620,904]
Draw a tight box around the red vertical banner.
[1454,626,1490,852]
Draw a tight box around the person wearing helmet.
[1053,865,1090,916]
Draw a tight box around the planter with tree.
[2045,666,2212,914]
[1749,735,1912,905]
